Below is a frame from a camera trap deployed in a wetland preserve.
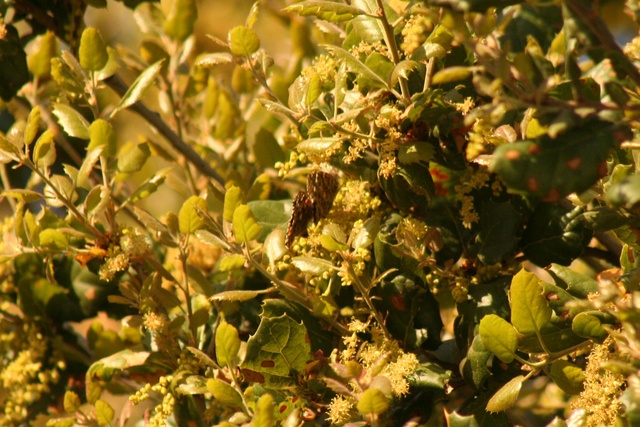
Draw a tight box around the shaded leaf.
[486,375,524,412]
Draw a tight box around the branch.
[104,75,226,193]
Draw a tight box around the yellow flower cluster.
[0,322,64,426]
[130,375,177,427]
[98,228,151,282]
[401,15,432,56]
[453,165,492,228]
[571,336,624,425]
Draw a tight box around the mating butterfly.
[285,171,340,247]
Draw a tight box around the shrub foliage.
[1,0,640,426]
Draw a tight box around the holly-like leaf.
[509,269,552,336]
[322,45,389,90]
[52,104,90,139]
[479,314,518,363]
[491,117,630,201]
[284,1,367,22]
[241,314,310,388]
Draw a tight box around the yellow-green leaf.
[431,66,473,85]
[509,269,552,335]
[223,186,243,222]
[117,141,150,173]
[178,196,207,234]
[479,314,518,363]
[88,119,116,157]
[206,379,243,407]
[63,391,81,413]
[357,388,389,415]
[112,60,164,117]
[164,0,198,41]
[215,320,241,368]
[28,31,59,78]
[24,106,41,146]
[52,103,90,139]
[486,375,524,412]
[232,204,262,243]
[39,228,68,250]
[79,27,108,71]
[549,360,584,395]
[33,129,56,168]
[253,393,275,427]
[219,254,246,271]
[228,26,260,56]
[94,399,114,425]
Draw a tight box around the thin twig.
[104,75,226,193]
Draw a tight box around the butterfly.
[285,171,340,247]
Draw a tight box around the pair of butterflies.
[285,171,340,247]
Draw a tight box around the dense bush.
[1,0,640,426]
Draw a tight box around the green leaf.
[291,256,335,275]
[475,201,520,264]
[322,45,389,90]
[52,104,90,139]
[63,391,81,413]
[94,399,114,426]
[194,229,231,251]
[117,141,150,173]
[549,360,584,395]
[296,137,342,155]
[79,27,109,72]
[176,375,208,395]
[164,0,198,41]
[112,60,165,117]
[432,66,473,85]
[195,52,234,68]
[85,185,110,215]
[479,314,517,363]
[215,320,241,368]
[490,117,629,201]
[219,254,246,271]
[351,0,386,43]
[178,196,207,234]
[0,134,22,162]
[28,31,59,78]
[2,189,43,203]
[210,289,273,303]
[546,264,598,298]
[94,47,120,81]
[357,388,390,415]
[0,24,29,101]
[264,229,287,265]
[572,312,608,342]
[486,375,524,413]
[241,314,310,388]
[33,130,56,169]
[127,168,172,203]
[206,379,243,407]
[229,26,260,56]
[24,106,41,146]
[284,1,367,22]
[39,229,69,250]
[253,393,275,427]
[232,204,262,243]
[223,186,243,222]
[606,174,640,210]
[88,119,116,157]
[509,269,552,335]
[76,146,102,190]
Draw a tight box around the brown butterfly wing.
[307,171,339,222]
[286,191,315,247]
